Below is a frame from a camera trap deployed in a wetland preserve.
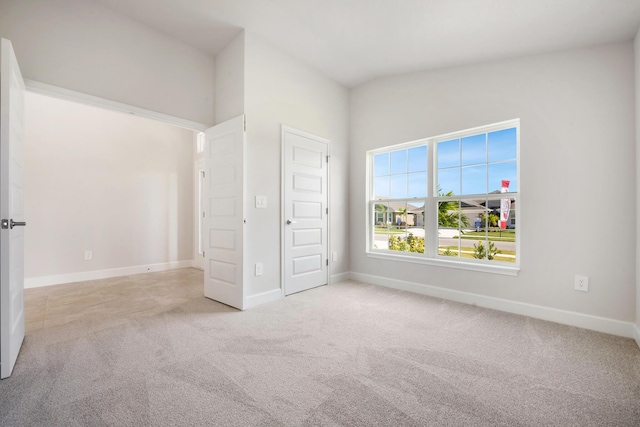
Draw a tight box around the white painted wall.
[350,42,636,322]
[635,29,640,341]
[243,33,350,298]
[0,0,215,125]
[215,31,245,124]
[24,92,195,280]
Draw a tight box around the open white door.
[0,38,26,379]
[203,116,245,309]
[282,127,328,296]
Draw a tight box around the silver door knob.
[1,219,26,229]
[286,219,297,224]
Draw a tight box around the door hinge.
[203,251,205,257]
[201,171,205,178]
[202,211,205,218]
[326,259,329,266]
[244,116,246,132]
[326,207,328,214]
[326,155,330,163]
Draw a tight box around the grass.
[438,246,516,263]
[460,230,516,242]
[375,227,410,235]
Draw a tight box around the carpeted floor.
[2,268,639,426]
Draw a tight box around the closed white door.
[0,38,26,379]
[203,116,245,309]
[282,127,328,296]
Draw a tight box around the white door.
[194,159,205,270]
[203,116,245,309]
[0,39,26,379]
[282,127,328,296]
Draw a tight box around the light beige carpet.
[1,269,639,426]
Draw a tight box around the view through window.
[369,120,519,268]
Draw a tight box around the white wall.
[635,29,640,342]
[24,92,195,280]
[243,33,350,298]
[215,31,245,124]
[350,42,636,323]
[0,0,215,125]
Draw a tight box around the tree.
[375,204,388,225]
[480,211,499,228]
[397,207,408,226]
[438,189,470,229]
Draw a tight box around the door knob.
[286,219,297,225]
[1,219,26,229]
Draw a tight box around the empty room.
[1,0,639,425]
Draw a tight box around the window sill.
[366,251,520,276]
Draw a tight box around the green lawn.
[438,245,516,263]
[375,227,409,235]
[460,230,516,242]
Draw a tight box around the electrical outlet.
[255,262,263,276]
[84,250,93,261]
[574,274,589,292]
[332,251,337,262]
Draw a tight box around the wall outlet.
[332,251,338,262]
[574,274,589,292]
[84,250,93,261]
[255,262,263,276]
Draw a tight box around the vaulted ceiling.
[92,0,640,87]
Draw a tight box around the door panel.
[203,116,245,309]
[283,127,328,296]
[1,38,26,379]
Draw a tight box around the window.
[367,120,519,273]
[196,132,205,153]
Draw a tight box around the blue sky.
[373,128,517,198]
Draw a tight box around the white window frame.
[366,119,520,276]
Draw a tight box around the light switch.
[256,196,267,208]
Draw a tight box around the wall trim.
[350,272,635,339]
[25,79,210,131]
[25,260,194,289]
[244,289,283,310]
[330,271,351,284]
[634,323,640,349]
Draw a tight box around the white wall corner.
[331,271,351,284]
[350,272,636,339]
[244,288,283,310]
[634,323,640,349]
[25,260,194,289]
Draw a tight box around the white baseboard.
[244,288,283,309]
[330,271,351,284]
[24,260,194,289]
[634,323,640,349]
[350,272,635,339]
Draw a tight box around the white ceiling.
[92,0,640,87]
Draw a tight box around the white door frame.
[280,125,330,297]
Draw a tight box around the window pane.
[406,201,425,253]
[373,176,390,198]
[390,175,407,198]
[460,198,487,260]
[461,165,487,195]
[372,202,390,250]
[438,168,460,195]
[488,128,517,162]
[389,202,408,252]
[488,161,517,193]
[438,200,461,258]
[374,153,389,177]
[390,149,407,175]
[407,172,427,198]
[461,133,486,166]
[408,145,427,172]
[437,139,460,168]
